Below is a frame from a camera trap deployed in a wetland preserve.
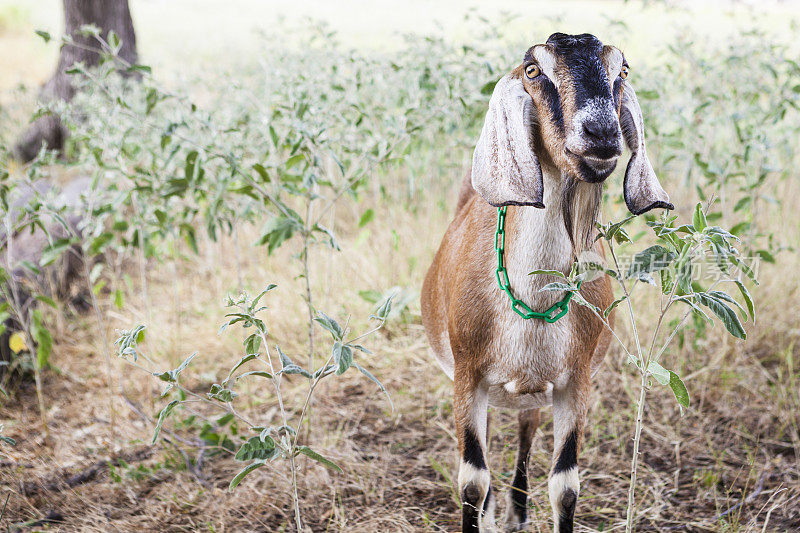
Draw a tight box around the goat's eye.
[525,64,541,79]
[620,66,629,79]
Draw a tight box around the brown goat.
[421,33,673,532]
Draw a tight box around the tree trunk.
[14,0,137,162]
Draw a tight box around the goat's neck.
[508,169,602,276]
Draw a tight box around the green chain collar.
[495,206,581,323]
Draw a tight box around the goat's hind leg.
[549,378,589,533]
[504,408,540,532]
[454,374,491,532]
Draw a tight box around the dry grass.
[1,169,799,531]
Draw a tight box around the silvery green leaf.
[572,294,600,315]
[250,284,277,310]
[229,460,267,491]
[647,361,670,385]
[314,312,343,340]
[153,352,196,383]
[696,292,746,339]
[604,296,627,318]
[539,282,573,292]
[675,296,713,324]
[601,215,636,242]
[208,383,237,402]
[708,290,747,321]
[224,353,259,385]
[733,280,755,324]
[669,371,690,408]
[692,203,707,231]
[152,400,179,444]
[353,362,393,409]
[528,269,566,279]
[235,370,273,381]
[334,344,353,375]
[373,293,394,321]
[729,255,758,285]
[277,345,293,368]
[234,436,276,461]
[350,344,372,354]
[256,215,301,254]
[633,272,657,286]
[626,245,676,279]
[279,364,312,379]
[296,446,342,472]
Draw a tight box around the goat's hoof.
[503,519,529,532]
[503,509,529,532]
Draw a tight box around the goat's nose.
[582,120,618,141]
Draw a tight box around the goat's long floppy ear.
[471,75,544,208]
[620,81,674,215]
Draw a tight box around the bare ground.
[1,202,799,532]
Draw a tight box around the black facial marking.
[539,76,565,131]
[612,77,624,110]
[577,154,617,182]
[462,427,486,469]
[553,430,578,474]
[546,33,611,109]
[558,488,577,533]
[523,46,535,63]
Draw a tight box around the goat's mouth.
[565,147,620,182]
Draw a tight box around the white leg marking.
[459,461,492,529]
[458,461,491,502]
[484,488,497,531]
[548,466,579,527]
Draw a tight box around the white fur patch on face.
[564,96,621,157]
[533,46,559,87]
[605,47,624,80]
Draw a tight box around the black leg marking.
[510,469,528,517]
[510,445,529,519]
[463,427,486,469]
[507,409,538,529]
[558,488,577,533]
[462,483,482,532]
[553,430,578,474]
[483,485,493,513]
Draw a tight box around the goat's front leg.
[549,376,589,533]
[454,368,492,532]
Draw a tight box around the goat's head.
[471,33,673,216]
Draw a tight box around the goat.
[420,33,673,532]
